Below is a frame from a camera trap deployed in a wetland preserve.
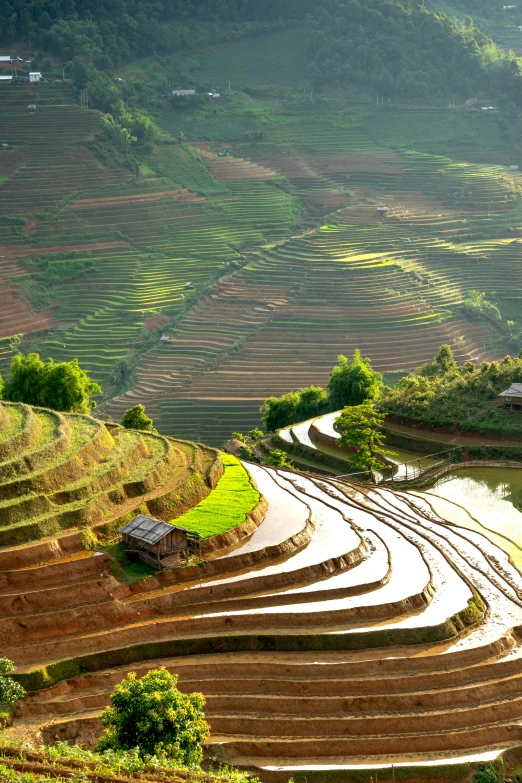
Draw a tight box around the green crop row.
[170,452,259,537]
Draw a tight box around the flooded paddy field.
[418,467,522,573]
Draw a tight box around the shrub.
[468,445,486,459]
[97,668,209,766]
[0,658,25,710]
[121,404,155,432]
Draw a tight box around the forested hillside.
[1,0,520,103]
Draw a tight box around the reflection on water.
[422,468,522,571]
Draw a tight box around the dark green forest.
[1,0,521,104]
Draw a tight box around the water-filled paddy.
[419,467,522,573]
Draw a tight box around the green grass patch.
[99,540,156,583]
[144,144,228,195]
[171,452,259,538]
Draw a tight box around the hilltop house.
[499,383,522,411]
[172,89,195,96]
[120,514,190,569]
[29,72,42,82]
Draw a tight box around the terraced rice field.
[1,82,521,444]
[108,144,516,442]
[5,404,522,780]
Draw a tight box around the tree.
[328,350,383,411]
[418,344,458,378]
[267,449,290,468]
[121,404,155,431]
[294,385,328,422]
[261,391,301,432]
[97,668,209,766]
[2,354,101,413]
[0,658,25,710]
[335,402,393,473]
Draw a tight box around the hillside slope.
[3,403,522,781]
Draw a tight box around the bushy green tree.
[261,390,301,432]
[418,344,458,378]
[294,385,329,422]
[381,345,522,437]
[2,353,101,413]
[121,404,155,432]
[97,668,209,766]
[267,449,290,468]
[0,658,25,710]
[335,402,392,473]
[328,350,383,411]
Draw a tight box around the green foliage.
[2,353,102,414]
[261,390,302,432]
[101,114,137,150]
[0,658,25,709]
[171,453,259,538]
[248,427,264,439]
[336,402,392,472]
[267,449,290,467]
[261,385,328,433]
[328,350,383,411]
[462,290,501,322]
[231,431,246,442]
[121,404,155,432]
[418,344,459,379]
[381,344,522,437]
[97,668,209,766]
[472,763,503,783]
[307,0,522,102]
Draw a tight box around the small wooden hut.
[119,514,189,569]
[498,383,522,411]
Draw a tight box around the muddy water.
[420,468,522,572]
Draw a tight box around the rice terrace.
[6,1,522,782]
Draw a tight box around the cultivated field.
[4,402,522,781]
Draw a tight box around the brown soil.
[24,216,38,235]
[0,148,27,177]
[0,240,130,259]
[68,189,205,209]
[143,314,175,332]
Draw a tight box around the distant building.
[29,72,42,82]
[499,383,522,411]
[376,206,389,217]
[510,165,519,171]
[160,334,170,342]
[28,104,36,112]
[207,91,220,98]
[172,89,196,96]
[185,281,195,290]
[0,76,13,82]
[119,514,190,569]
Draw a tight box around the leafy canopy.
[328,350,383,411]
[381,344,522,437]
[0,658,25,709]
[2,353,101,414]
[97,668,209,766]
[335,402,392,472]
[121,404,155,432]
